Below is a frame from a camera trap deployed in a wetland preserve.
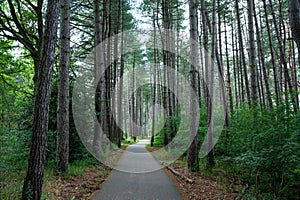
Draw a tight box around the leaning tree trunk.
[56,0,70,173]
[21,0,60,199]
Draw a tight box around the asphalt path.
[92,139,183,200]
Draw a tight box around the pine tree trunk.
[56,0,70,173]
[289,0,300,108]
[188,0,199,172]
[224,15,234,113]
[200,0,209,106]
[93,0,105,151]
[231,23,239,108]
[106,2,112,145]
[207,0,217,169]
[253,0,273,108]
[247,0,258,106]
[235,0,251,105]
[151,9,157,147]
[21,0,60,199]
[262,0,281,106]
[268,0,296,112]
[117,0,124,148]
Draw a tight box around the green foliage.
[215,104,300,198]
[0,169,25,199]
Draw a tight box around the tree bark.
[207,0,217,169]
[289,0,300,67]
[235,0,251,105]
[22,0,60,199]
[56,0,70,173]
[93,0,105,152]
[253,0,273,108]
[188,0,199,172]
[262,0,281,106]
[247,0,258,107]
[151,9,158,147]
[268,0,296,112]
[224,14,234,113]
[117,0,124,148]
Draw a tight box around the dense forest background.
[0,0,299,199]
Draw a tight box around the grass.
[0,158,108,200]
[121,137,140,150]
[0,169,25,199]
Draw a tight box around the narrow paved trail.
[92,139,183,200]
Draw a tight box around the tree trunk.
[231,23,239,108]
[253,0,273,108]
[247,0,258,107]
[207,0,217,169]
[188,0,199,172]
[235,0,251,105]
[262,0,281,106]
[56,0,70,173]
[117,0,124,148]
[268,0,296,112]
[289,0,300,67]
[106,1,112,145]
[224,14,234,113]
[21,0,60,199]
[151,9,157,147]
[289,0,300,110]
[93,0,105,151]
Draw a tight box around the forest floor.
[43,163,112,199]
[1,141,242,199]
[163,161,240,200]
[43,145,131,199]
[147,146,242,200]
[42,143,131,199]
[45,144,242,200]
[0,162,113,199]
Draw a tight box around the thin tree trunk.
[117,0,124,148]
[254,0,272,108]
[188,0,199,172]
[151,9,157,147]
[224,14,234,113]
[231,23,239,108]
[247,0,258,107]
[262,0,281,106]
[268,0,296,112]
[207,0,216,169]
[200,0,209,106]
[235,0,251,105]
[93,0,105,151]
[106,1,112,144]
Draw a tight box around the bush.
[216,104,300,198]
